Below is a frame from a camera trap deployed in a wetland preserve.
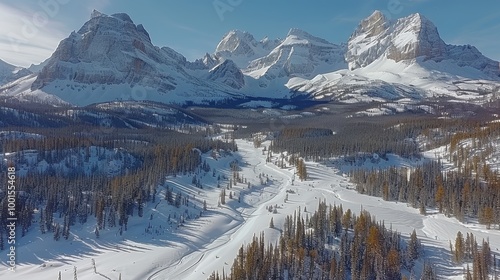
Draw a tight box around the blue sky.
[1,0,499,67]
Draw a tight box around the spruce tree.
[454,231,465,263]
[406,229,419,269]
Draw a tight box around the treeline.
[269,118,488,161]
[350,161,500,228]
[0,128,237,243]
[209,201,433,280]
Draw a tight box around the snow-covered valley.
[2,138,498,280]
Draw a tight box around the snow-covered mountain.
[243,28,346,79]
[287,11,500,103]
[346,11,500,79]
[208,60,245,89]
[213,28,347,98]
[20,10,240,106]
[1,10,499,107]
[215,30,280,69]
[215,28,347,79]
[0,59,31,85]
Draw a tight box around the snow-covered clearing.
[1,140,499,279]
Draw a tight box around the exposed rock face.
[216,30,261,58]
[208,60,245,89]
[346,11,446,69]
[31,10,182,92]
[214,30,280,69]
[386,13,447,62]
[346,11,499,78]
[243,28,346,79]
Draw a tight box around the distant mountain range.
[1,10,499,107]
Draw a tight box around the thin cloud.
[0,3,70,67]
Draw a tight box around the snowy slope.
[0,59,31,85]
[0,74,68,105]
[287,56,500,103]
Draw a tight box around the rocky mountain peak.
[208,59,245,89]
[90,9,103,19]
[386,12,447,62]
[355,10,388,38]
[285,28,332,46]
[343,11,500,79]
[215,30,259,57]
[31,11,179,91]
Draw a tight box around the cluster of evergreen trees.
[349,159,500,229]
[451,231,494,279]
[268,118,492,161]
[0,128,237,245]
[209,201,432,280]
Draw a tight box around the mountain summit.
[27,11,240,105]
[32,11,178,91]
[346,11,499,78]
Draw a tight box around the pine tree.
[220,189,226,205]
[174,191,182,208]
[387,247,401,280]
[435,185,445,213]
[464,264,472,280]
[455,231,465,263]
[63,214,70,240]
[165,186,173,205]
[382,181,390,201]
[296,158,307,181]
[269,217,274,229]
[481,239,491,278]
[419,201,427,215]
[481,206,494,229]
[0,230,4,251]
[53,223,61,241]
[342,209,351,232]
[39,209,46,234]
[406,229,419,269]
[421,262,437,280]
[73,266,78,280]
